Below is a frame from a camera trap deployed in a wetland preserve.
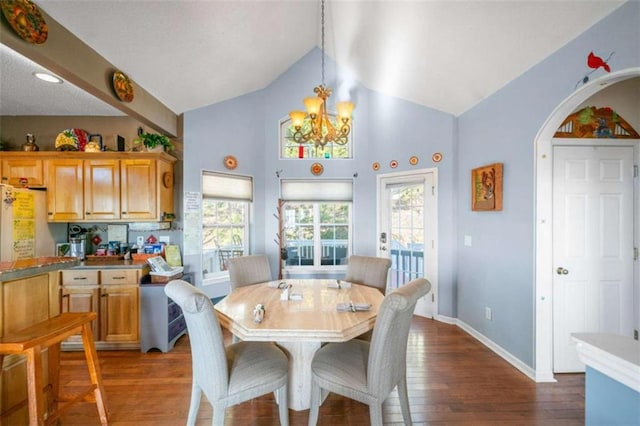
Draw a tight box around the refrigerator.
[0,184,56,261]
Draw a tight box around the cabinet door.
[61,285,100,340]
[84,159,120,221]
[100,285,139,342]
[120,159,157,220]
[46,159,84,221]
[1,158,45,187]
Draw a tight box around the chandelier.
[288,0,354,149]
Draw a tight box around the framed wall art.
[471,162,503,211]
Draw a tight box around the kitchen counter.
[72,260,150,270]
[0,257,80,282]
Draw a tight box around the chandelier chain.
[321,0,325,86]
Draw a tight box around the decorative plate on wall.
[390,160,398,169]
[409,156,419,166]
[1,0,48,44]
[112,71,134,102]
[372,162,380,171]
[224,155,238,170]
[432,152,443,163]
[311,162,324,176]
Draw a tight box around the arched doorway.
[534,68,640,381]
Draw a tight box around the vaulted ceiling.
[0,1,626,118]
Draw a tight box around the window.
[279,116,352,159]
[202,172,252,279]
[280,180,352,269]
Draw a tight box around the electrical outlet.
[136,236,144,247]
[485,307,492,321]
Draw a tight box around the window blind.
[202,171,253,201]
[280,179,353,202]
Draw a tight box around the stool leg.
[80,323,109,425]
[47,343,61,417]
[25,346,45,426]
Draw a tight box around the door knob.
[556,267,569,275]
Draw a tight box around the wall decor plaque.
[1,0,48,44]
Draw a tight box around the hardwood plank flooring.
[58,317,584,425]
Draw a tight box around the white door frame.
[376,167,438,318]
[534,67,640,381]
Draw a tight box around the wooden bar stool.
[0,312,109,425]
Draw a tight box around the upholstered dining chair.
[308,278,431,426]
[344,255,392,294]
[165,280,289,426]
[227,254,272,289]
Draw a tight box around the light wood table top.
[214,279,384,343]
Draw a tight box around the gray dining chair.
[227,254,272,289]
[344,255,392,294]
[165,279,289,426]
[308,278,431,426]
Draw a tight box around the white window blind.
[280,179,353,202]
[202,172,253,201]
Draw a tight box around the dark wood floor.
[59,317,584,425]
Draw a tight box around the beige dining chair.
[308,277,431,426]
[227,254,272,289]
[344,255,392,294]
[165,280,289,426]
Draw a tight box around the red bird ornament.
[587,52,611,72]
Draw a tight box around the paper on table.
[328,280,352,289]
[336,302,371,312]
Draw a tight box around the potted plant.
[135,132,174,152]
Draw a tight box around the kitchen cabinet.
[46,159,84,221]
[60,267,142,350]
[0,152,177,223]
[1,156,45,187]
[47,158,121,221]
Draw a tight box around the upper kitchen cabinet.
[1,157,45,187]
[0,152,176,223]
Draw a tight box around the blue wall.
[456,1,639,367]
[182,1,639,367]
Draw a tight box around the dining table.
[214,278,384,411]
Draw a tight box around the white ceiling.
[0,0,626,117]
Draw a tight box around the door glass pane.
[389,184,425,289]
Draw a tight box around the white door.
[552,145,635,372]
[377,169,437,318]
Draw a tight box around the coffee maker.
[69,237,86,260]
[68,224,89,260]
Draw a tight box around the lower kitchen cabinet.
[60,267,143,350]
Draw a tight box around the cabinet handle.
[101,293,107,297]
[112,276,126,280]
[86,212,91,215]
[73,277,87,280]
[48,212,53,215]
[62,294,69,298]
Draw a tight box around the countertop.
[572,332,640,392]
[0,257,80,281]
[72,260,150,270]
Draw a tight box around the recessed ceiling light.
[33,72,63,84]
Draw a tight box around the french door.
[377,169,437,318]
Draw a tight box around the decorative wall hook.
[353,172,358,178]
[275,169,283,178]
